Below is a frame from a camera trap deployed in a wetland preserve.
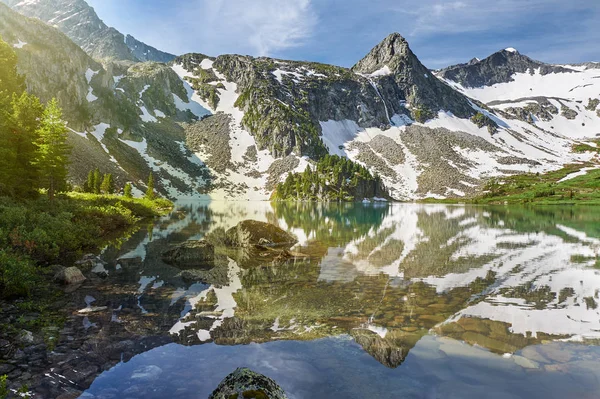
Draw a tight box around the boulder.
[53,267,86,285]
[161,240,215,267]
[225,220,297,248]
[209,368,287,399]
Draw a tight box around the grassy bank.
[472,163,600,205]
[0,193,172,298]
[420,163,600,205]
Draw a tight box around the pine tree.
[0,39,26,196]
[93,168,102,194]
[145,172,155,199]
[123,182,133,198]
[100,173,115,194]
[84,170,95,193]
[33,99,71,200]
[10,92,44,198]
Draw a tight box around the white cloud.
[176,0,317,57]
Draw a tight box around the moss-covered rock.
[209,368,287,399]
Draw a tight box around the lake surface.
[50,202,600,398]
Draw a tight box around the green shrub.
[412,106,435,123]
[0,250,38,298]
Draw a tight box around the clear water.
[73,202,600,398]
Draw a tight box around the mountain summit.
[439,48,572,88]
[352,33,474,119]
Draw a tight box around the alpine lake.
[38,202,600,398]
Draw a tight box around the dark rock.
[209,368,287,399]
[162,240,215,267]
[54,267,86,285]
[225,220,297,248]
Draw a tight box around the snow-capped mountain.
[169,34,596,200]
[438,49,600,141]
[2,0,599,200]
[1,0,175,62]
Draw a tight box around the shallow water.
[56,202,600,398]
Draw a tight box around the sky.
[86,0,600,69]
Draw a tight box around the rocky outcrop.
[439,48,573,88]
[162,240,215,267]
[225,220,297,248]
[209,368,287,399]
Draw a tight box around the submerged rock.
[209,368,287,399]
[53,267,86,285]
[225,220,297,248]
[161,240,215,267]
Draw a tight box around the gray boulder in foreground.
[225,220,297,248]
[161,240,215,267]
[209,368,287,399]
[53,266,86,285]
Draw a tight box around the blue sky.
[87,0,600,69]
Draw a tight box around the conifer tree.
[10,92,44,198]
[100,173,115,194]
[0,39,26,196]
[84,170,95,193]
[33,99,71,200]
[145,172,155,199]
[123,182,133,198]
[93,168,102,194]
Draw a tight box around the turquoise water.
[73,202,600,398]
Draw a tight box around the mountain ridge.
[1,0,175,62]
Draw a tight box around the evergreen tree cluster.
[0,38,70,200]
[274,155,386,201]
[83,168,116,194]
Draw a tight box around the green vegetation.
[471,111,499,134]
[412,105,435,123]
[0,193,171,298]
[124,182,133,198]
[272,155,385,201]
[470,164,600,205]
[145,172,155,199]
[0,38,172,299]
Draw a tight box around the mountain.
[438,48,573,88]
[1,0,175,62]
[437,49,600,141]
[0,2,211,198]
[126,34,176,63]
[352,33,474,119]
[2,1,597,201]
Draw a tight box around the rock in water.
[225,220,297,248]
[209,368,287,399]
[161,240,215,267]
[53,267,86,285]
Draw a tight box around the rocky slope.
[1,0,175,62]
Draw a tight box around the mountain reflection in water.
[50,202,600,398]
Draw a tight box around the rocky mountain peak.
[352,32,412,74]
[440,48,572,88]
